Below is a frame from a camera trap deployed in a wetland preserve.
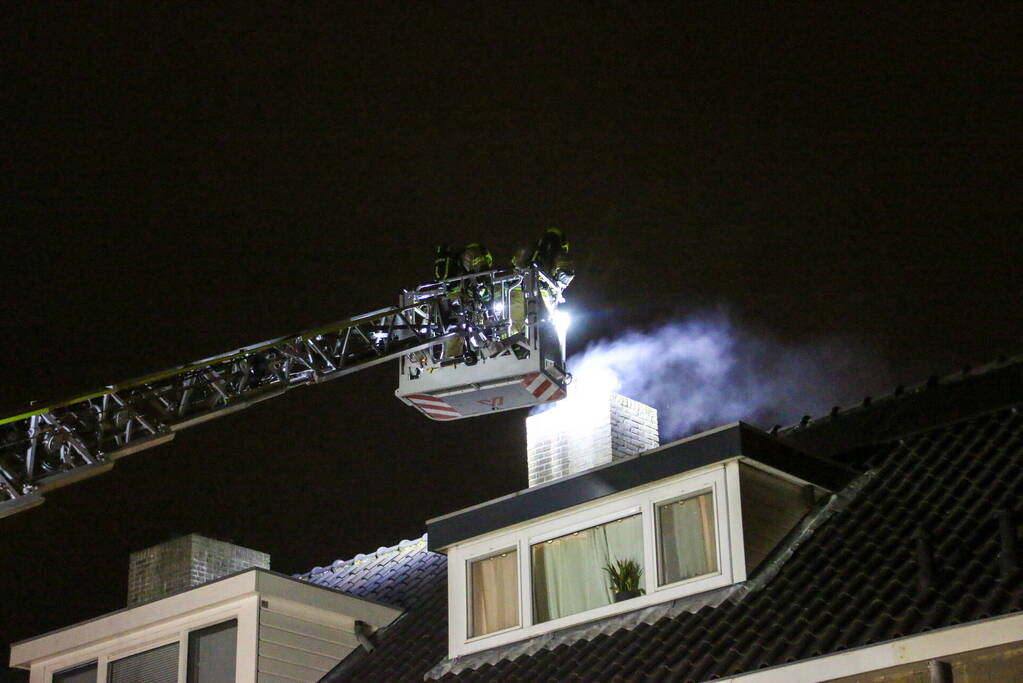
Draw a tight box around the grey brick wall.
[127,534,270,606]
[526,392,658,487]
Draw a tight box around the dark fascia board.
[427,422,854,552]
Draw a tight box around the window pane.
[108,642,178,683]
[54,662,97,683]
[657,492,718,586]
[531,513,643,623]
[187,619,238,683]
[469,550,519,637]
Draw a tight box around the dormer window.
[468,549,519,637]
[531,512,643,623]
[656,491,717,586]
[429,422,850,659]
[446,464,736,656]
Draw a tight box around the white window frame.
[448,460,746,657]
[527,506,645,626]
[35,600,254,683]
[466,546,522,641]
[105,639,182,682]
[653,488,719,588]
[49,661,98,682]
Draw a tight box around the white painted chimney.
[526,392,659,487]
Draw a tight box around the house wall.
[738,463,813,574]
[23,594,361,683]
[256,598,361,683]
[13,569,401,683]
[25,595,260,683]
[824,639,1023,681]
[723,617,1023,682]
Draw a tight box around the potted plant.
[604,558,645,602]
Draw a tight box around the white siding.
[738,463,813,573]
[257,607,358,682]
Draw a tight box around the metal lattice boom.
[0,273,510,518]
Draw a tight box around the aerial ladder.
[0,265,570,518]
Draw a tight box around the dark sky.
[1,4,1020,678]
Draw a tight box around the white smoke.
[547,313,890,441]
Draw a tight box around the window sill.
[465,623,522,644]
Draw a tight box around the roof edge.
[427,422,850,551]
[779,353,1023,458]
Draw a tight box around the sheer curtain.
[658,492,717,585]
[470,550,519,636]
[532,514,644,623]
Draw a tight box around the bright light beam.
[552,309,571,356]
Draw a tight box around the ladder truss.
[0,291,463,517]
[0,266,560,518]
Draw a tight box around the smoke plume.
[548,312,890,442]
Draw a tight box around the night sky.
[1,5,1020,678]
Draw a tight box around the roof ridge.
[773,350,1023,437]
[301,534,428,578]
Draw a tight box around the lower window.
[531,513,644,623]
[187,619,238,682]
[107,642,179,683]
[53,662,97,683]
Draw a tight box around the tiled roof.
[299,537,449,681]
[304,361,1023,682]
[299,537,445,612]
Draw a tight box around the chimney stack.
[127,534,270,606]
[526,392,659,487]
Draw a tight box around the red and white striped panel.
[406,394,461,420]
[522,372,565,402]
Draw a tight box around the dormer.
[427,395,852,659]
[9,536,401,682]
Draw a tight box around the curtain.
[532,513,644,623]
[470,550,519,636]
[658,492,717,585]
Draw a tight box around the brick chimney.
[526,392,659,487]
[127,534,270,606]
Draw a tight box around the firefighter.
[531,228,574,289]
[458,243,494,306]
[433,242,492,280]
[507,230,572,349]
[460,242,493,273]
[433,244,464,282]
[508,247,530,337]
[510,246,531,269]
[433,242,494,364]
